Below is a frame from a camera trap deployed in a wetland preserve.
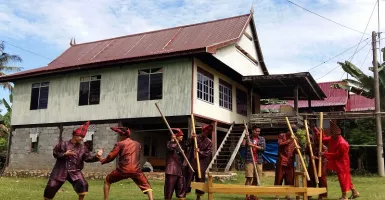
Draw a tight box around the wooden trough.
[191,172,327,200]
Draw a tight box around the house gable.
[212,19,267,76]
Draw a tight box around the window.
[219,79,232,110]
[197,67,214,104]
[79,75,101,106]
[30,132,39,153]
[236,89,248,116]
[143,136,156,157]
[30,82,49,110]
[137,68,163,101]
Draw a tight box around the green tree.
[339,119,381,172]
[333,48,385,110]
[0,98,11,152]
[0,41,23,91]
[0,42,22,157]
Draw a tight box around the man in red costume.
[306,126,328,199]
[43,121,103,200]
[100,127,153,200]
[164,128,186,200]
[274,124,299,200]
[319,120,359,200]
[184,124,213,200]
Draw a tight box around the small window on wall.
[197,67,214,104]
[236,89,248,116]
[219,79,232,110]
[30,132,39,152]
[30,82,50,110]
[83,125,95,152]
[79,75,101,106]
[143,136,156,157]
[137,68,163,101]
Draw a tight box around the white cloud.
[0,0,384,83]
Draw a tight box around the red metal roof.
[346,94,374,111]
[2,13,267,81]
[287,81,348,108]
[260,81,375,112]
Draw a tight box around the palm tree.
[0,41,23,92]
[0,98,11,137]
[332,48,385,110]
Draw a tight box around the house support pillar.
[211,121,218,158]
[294,85,299,115]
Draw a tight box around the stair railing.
[205,122,234,173]
[224,127,246,172]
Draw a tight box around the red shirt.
[101,138,142,173]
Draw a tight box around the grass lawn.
[0,173,383,200]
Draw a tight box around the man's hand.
[171,135,176,142]
[64,150,77,157]
[195,148,200,153]
[319,152,325,156]
[245,132,249,136]
[96,149,104,157]
[311,156,319,160]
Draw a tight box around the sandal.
[350,192,360,199]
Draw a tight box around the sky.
[0,0,384,113]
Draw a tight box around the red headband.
[110,127,131,136]
[202,124,213,134]
[73,121,90,137]
[171,128,184,137]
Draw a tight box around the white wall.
[193,58,250,124]
[238,25,258,61]
[11,58,192,125]
[212,23,264,76]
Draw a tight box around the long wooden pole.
[318,112,323,177]
[155,103,194,172]
[244,120,260,186]
[285,117,310,181]
[304,120,319,185]
[191,114,201,179]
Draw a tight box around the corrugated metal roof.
[347,94,375,111]
[2,13,268,81]
[288,81,348,108]
[260,81,375,112]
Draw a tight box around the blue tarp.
[240,141,278,164]
[263,141,278,164]
[239,142,295,168]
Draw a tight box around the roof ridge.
[73,13,251,47]
[318,80,343,84]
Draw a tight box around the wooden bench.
[191,172,327,200]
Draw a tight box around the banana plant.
[332,48,385,111]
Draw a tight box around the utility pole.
[372,31,385,177]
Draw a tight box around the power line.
[2,40,72,67]
[349,0,378,62]
[378,0,382,63]
[340,0,378,80]
[360,48,372,70]
[339,45,371,80]
[2,41,55,62]
[307,37,371,72]
[286,0,369,35]
[316,40,371,81]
